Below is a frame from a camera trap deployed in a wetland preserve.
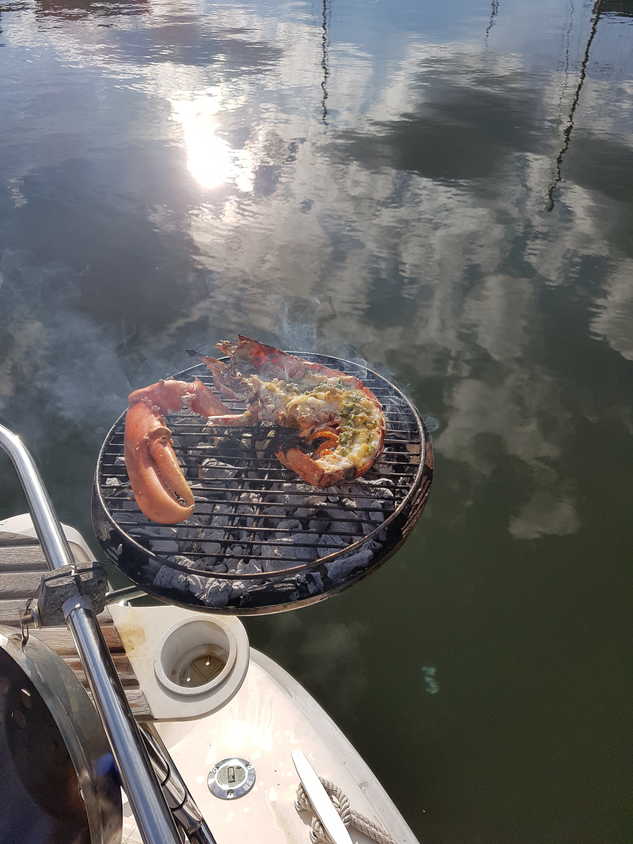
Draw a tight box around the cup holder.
[154,620,237,698]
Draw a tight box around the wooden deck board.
[0,535,151,718]
[0,547,51,570]
[0,532,42,547]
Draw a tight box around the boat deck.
[0,530,150,717]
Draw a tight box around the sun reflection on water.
[172,97,235,189]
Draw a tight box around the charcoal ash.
[150,539,180,554]
[294,499,329,519]
[308,516,331,532]
[358,476,396,491]
[317,534,348,558]
[203,430,259,458]
[324,538,383,580]
[228,575,302,606]
[304,571,324,595]
[328,477,395,498]
[132,525,179,555]
[231,491,264,536]
[190,501,231,533]
[351,477,395,522]
[198,457,239,488]
[201,501,243,521]
[224,543,248,558]
[284,533,320,557]
[260,504,290,519]
[275,518,303,533]
[129,465,396,574]
[197,433,225,451]
[259,531,319,570]
[190,539,223,558]
[153,556,231,608]
[115,497,147,516]
[169,496,225,559]
[275,482,320,508]
[236,559,264,575]
[106,453,398,573]
[194,577,233,606]
[322,507,359,535]
[170,432,186,453]
[198,427,248,453]
[190,498,212,516]
[254,430,279,458]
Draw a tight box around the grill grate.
[93,353,432,614]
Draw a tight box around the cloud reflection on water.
[1,2,633,840]
[1,2,632,523]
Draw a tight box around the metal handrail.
[0,423,181,844]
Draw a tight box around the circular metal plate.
[0,628,122,844]
[207,758,255,799]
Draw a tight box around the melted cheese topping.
[254,375,383,471]
[335,390,383,470]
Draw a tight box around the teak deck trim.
[0,533,151,718]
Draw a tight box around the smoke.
[274,293,321,351]
[0,251,128,438]
[267,293,368,370]
[0,251,223,445]
[265,293,436,429]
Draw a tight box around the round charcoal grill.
[92,353,433,615]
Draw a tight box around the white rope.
[295,776,396,844]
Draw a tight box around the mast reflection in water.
[0,1,631,842]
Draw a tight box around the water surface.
[0,0,631,841]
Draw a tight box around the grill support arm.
[0,423,181,844]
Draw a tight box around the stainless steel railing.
[0,422,181,844]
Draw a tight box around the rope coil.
[295,776,396,844]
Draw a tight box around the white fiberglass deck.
[122,648,419,844]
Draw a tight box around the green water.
[0,0,631,840]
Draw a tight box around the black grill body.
[92,353,433,615]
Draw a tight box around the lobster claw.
[124,378,236,524]
[124,401,195,524]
